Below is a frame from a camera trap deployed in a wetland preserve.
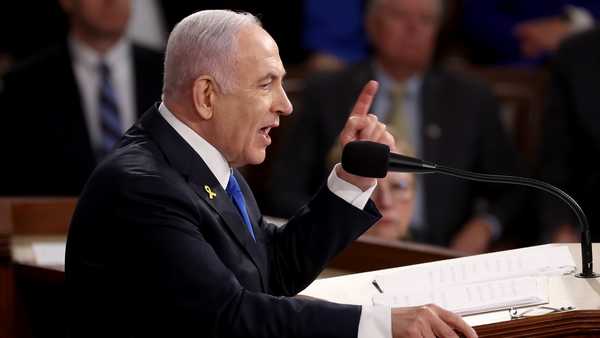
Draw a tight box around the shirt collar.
[373,61,423,98]
[68,34,131,71]
[158,102,231,189]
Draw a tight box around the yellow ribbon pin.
[204,185,216,199]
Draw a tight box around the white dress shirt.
[69,36,136,155]
[371,63,427,233]
[157,102,392,338]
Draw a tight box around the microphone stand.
[429,164,598,278]
[343,140,597,277]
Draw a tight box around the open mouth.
[259,126,272,135]
[258,126,274,145]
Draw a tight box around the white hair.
[163,10,260,98]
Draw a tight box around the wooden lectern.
[0,198,75,338]
[2,197,600,337]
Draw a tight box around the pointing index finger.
[350,80,379,117]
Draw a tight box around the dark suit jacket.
[65,105,380,337]
[267,62,524,246]
[539,28,600,241]
[0,40,163,195]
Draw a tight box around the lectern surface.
[300,243,600,327]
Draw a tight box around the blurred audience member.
[0,1,206,64]
[538,28,600,243]
[267,0,524,253]
[330,139,417,242]
[363,168,415,241]
[462,0,600,66]
[0,0,163,195]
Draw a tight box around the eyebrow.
[258,71,286,83]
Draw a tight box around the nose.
[375,181,393,210]
[274,83,293,116]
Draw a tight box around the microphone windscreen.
[341,141,389,178]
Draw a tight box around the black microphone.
[342,140,598,279]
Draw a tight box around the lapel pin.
[204,185,217,199]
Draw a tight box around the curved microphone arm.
[434,164,597,278]
[341,140,597,278]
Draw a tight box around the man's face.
[62,0,131,39]
[209,25,293,167]
[368,0,440,72]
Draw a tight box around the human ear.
[192,76,216,120]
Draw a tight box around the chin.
[246,149,267,166]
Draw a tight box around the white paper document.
[373,276,548,315]
[371,245,575,315]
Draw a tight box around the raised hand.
[336,80,395,190]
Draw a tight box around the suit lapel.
[62,42,98,169]
[139,106,267,287]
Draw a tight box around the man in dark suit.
[0,0,163,195]
[65,9,476,338]
[538,28,600,243]
[267,0,524,253]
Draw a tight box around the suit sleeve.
[102,168,366,337]
[265,188,380,296]
[240,169,380,298]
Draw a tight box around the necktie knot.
[226,174,242,195]
[390,82,407,101]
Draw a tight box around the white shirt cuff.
[358,305,392,338]
[327,164,376,209]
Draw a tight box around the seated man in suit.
[538,28,600,243]
[65,9,476,338]
[0,0,163,195]
[268,0,524,254]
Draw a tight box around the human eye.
[390,181,408,191]
[260,81,272,89]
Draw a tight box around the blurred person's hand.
[449,217,493,254]
[552,223,579,243]
[391,304,478,338]
[514,17,571,58]
[306,53,347,72]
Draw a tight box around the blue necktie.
[226,174,256,241]
[98,61,122,158]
